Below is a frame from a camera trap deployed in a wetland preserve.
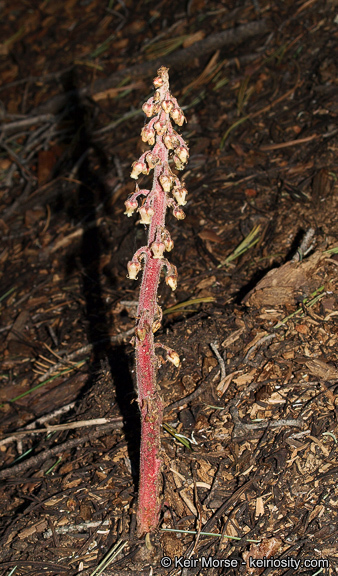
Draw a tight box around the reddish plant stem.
[135,150,168,536]
[125,66,188,536]
[135,319,163,534]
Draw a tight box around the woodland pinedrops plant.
[125,66,189,536]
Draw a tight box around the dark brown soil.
[0,0,337,575]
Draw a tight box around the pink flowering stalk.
[125,66,189,536]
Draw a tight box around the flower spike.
[125,66,189,537]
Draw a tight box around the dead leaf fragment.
[198,229,224,243]
[37,146,63,185]
[0,158,12,171]
[25,207,45,227]
[243,537,283,574]
[255,496,264,518]
[196,275,216,289]
[245,188,258,198]
[18,520,48,540]
[233,369,257,387]
[62,477,82,489]
[295,323,309,334]
[182,30,205,48]
[6,310,31,355]
[312,168,333,205]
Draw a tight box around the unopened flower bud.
[176,114,185,126]
[171,108,186,125]
[154,120,166,135]
[166,274,177,291]
[138,205,154,224]
[127,260,141,280]
[159,174,172,192]
[173,155,185,171]
[167,350,180,367]
[153,76,164,88]
[173,186,187,206]
[163,134,174,149]
[170,108,180,122]
[153,90,161,102]
[164,236,174,251]
[124,198,138,216]
[131,161,147,179]
[171,134,180,147]
[162,99,173,113]
[173,206,185,220]
[175,146,189,164]
[151,241,165,259]
[146,153,160,169]
[141,126,155,145]
[152,319,162,333]
[142,102,154,117]
[136,327,147,341]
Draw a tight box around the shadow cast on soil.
[59,70,140,486]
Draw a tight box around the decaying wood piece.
[31,20,269,115]
[243,251,324,308]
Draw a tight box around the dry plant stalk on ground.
[125,66,189,536]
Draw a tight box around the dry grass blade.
[92,82,145,102]
[163,297,215,315]
[161,528,260,543]
[221,65,301,148]
[182,51,223,95]
[0,362,87,409]
[88,540,127,576]
[237,75,255,115]
[144,35,189,59]
[273,285,326,329]
[162,423,193,450]
[325,245,338,255]
[1,417,124,443]
[218,225,261,267]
